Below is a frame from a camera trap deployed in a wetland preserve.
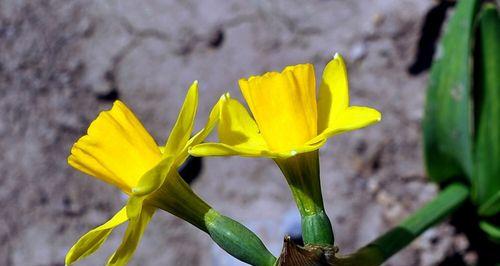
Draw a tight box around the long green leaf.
[473,3,500,210]
[334,183,469,266]
[422,0,480,183]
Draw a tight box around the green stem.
[149,172,277,266]
[275,151,334,246]
[334,183,469,266]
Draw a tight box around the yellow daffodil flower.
[189,53,381,158]
[66,81,209,265]
[189,53,381,246]
[66,81,276,266]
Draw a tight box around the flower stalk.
[148,172,277,266]
[275,151,334,245]
[273,183,469,265]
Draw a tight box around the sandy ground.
[0,0,468,265]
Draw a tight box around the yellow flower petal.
[189,94,327,159]
[159,146,166,154]
[107,206,156,266]
[219,95,268,148]
[277,139,327,159]
[164,81,198,156]
[68,101,162,194]
[175,93,224,166]
[317,53,349,133]
[65,207,128,265]
[239,63,317,151]
[189,140,326,159]
[188,53,380,160]
[131,156,175,197]
[188,94,270,157]
[189,142,272,157]
[310,106,381,144]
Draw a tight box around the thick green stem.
[334,183,469,266]
[301,210,334,247]
[275,151,334,246]
[147,172,212,232]
[149,172,277,266]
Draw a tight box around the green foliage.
[480,221,500,242]
[479,191,500,216]
[422,0,500,260]
[423,0,500,210]
[333,184,469,266]
[474,3,500,241]
[422,0,480,183]
[474,3,500,210]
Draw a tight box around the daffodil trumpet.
[190,53,382,246]
[66,82,276,266]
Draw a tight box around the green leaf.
[334,183,469,266]
[422,0,480,183]
[479,191,500,217]
[473,4,500,210]
[479,221,500,242]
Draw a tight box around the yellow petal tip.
[189,80,199,90]
[373,110,382,122]
[222,92,231,101]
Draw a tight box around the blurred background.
[0,0,475,265]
